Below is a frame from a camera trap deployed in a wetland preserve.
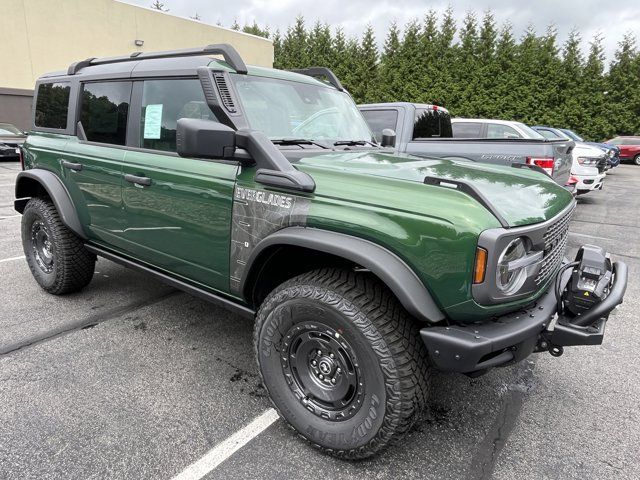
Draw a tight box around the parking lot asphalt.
[0,160,638,480]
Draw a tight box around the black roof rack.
[67,43,248,75]
[423,176,509,228]
[290,67,344,91]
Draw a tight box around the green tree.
[607,32,639,135]
[377,22,402,102]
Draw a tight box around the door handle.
[61,160,83,171]
[124,174,152,187]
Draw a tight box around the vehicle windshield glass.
[561,129,583,142]
[515,123,545,139]
[230,75,374,144]
[0,123,22,136]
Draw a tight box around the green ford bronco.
[15,44,628,458]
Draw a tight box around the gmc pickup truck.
[358,102,573,186]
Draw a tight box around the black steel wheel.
[21,197,96,294]
[255,268,430,459]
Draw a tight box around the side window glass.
[452,122,482,138]
[140,79,218,152]
[80,82,131,145]
[487,123,522,139]
[360,110,398,143]
[35,82,71,129]
[413,108,452,139]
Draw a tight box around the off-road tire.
[21,197,95,294]
[634,154,640,166]
[254,268,430,459]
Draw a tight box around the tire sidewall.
[634,155,640,166]
[22,201,59,289]
[257,286,399,453]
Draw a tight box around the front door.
[119,78,238,292]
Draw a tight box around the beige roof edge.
[113,0,273,44]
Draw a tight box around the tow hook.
[537,339,564,357]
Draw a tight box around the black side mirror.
[176,118,236,159]
[381,128,396,147]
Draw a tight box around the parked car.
[357,104,574,187]
[532,126,619,169]
[15,45,627,459]
[570,144,607,195]
[0,123,26,161]
[605,136,640,165]
[532,126,609,173]
[558,128,620,168]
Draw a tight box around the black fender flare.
[241,227,445,323]
[14,169,87,239]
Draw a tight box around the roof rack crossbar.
[67,43,247,75]
[290,67,344,91]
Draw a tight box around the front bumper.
[575,173,605,192]
[421,261,628,374]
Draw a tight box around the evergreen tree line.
[233,10,640,141]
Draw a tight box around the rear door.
[120,78,238,292]
[63,81,131,243]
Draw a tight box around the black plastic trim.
[84,244,255,319]
[241,227,446,323]
[423,176,510,228]
[14,169,87,239]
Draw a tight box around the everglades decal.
[230,186,310,292]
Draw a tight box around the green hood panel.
[296,152,574,227]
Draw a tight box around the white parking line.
[170,408,279,480]
[0,255,25,263]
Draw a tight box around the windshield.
[230,75,374,144]
[561,129,583,142]
[0,123,22,136]
[514,123,545,140]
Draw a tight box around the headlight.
[577,157,597,166]
[496,237,529,295]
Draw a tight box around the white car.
[571,144,607,195]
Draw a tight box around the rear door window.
[80,81,131,145]
[486,123,522,139]
[360,109,398,143]
[452,122,482,138]
[413,108,452,139]
[35,82,71,129]
[139,79,218,152]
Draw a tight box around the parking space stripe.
[0,255,25,263]
[170,408,279,480]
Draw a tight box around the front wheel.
[254,268,430,459]
[21,197,96,294]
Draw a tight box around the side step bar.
[85,244,255,319]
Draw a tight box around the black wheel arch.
[14,169,87,239]
[241,227,445,323]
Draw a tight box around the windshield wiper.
[271,138,330,149]
[333,140,378,147]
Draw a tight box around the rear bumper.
[421,261,627,374]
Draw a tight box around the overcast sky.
[122,0,639,62]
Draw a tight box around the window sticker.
[143,104,163,139]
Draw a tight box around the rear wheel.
[254,268,430,459]
[634,154,640,166]
[21,197,96,294]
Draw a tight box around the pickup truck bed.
[359,102,574,186]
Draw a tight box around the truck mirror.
[381,128,396,147]
[176,118,236,159]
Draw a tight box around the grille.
[213,72,237,113]
[534,206,574,285]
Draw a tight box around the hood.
[572,143,605,158]
[296,151,574,227]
